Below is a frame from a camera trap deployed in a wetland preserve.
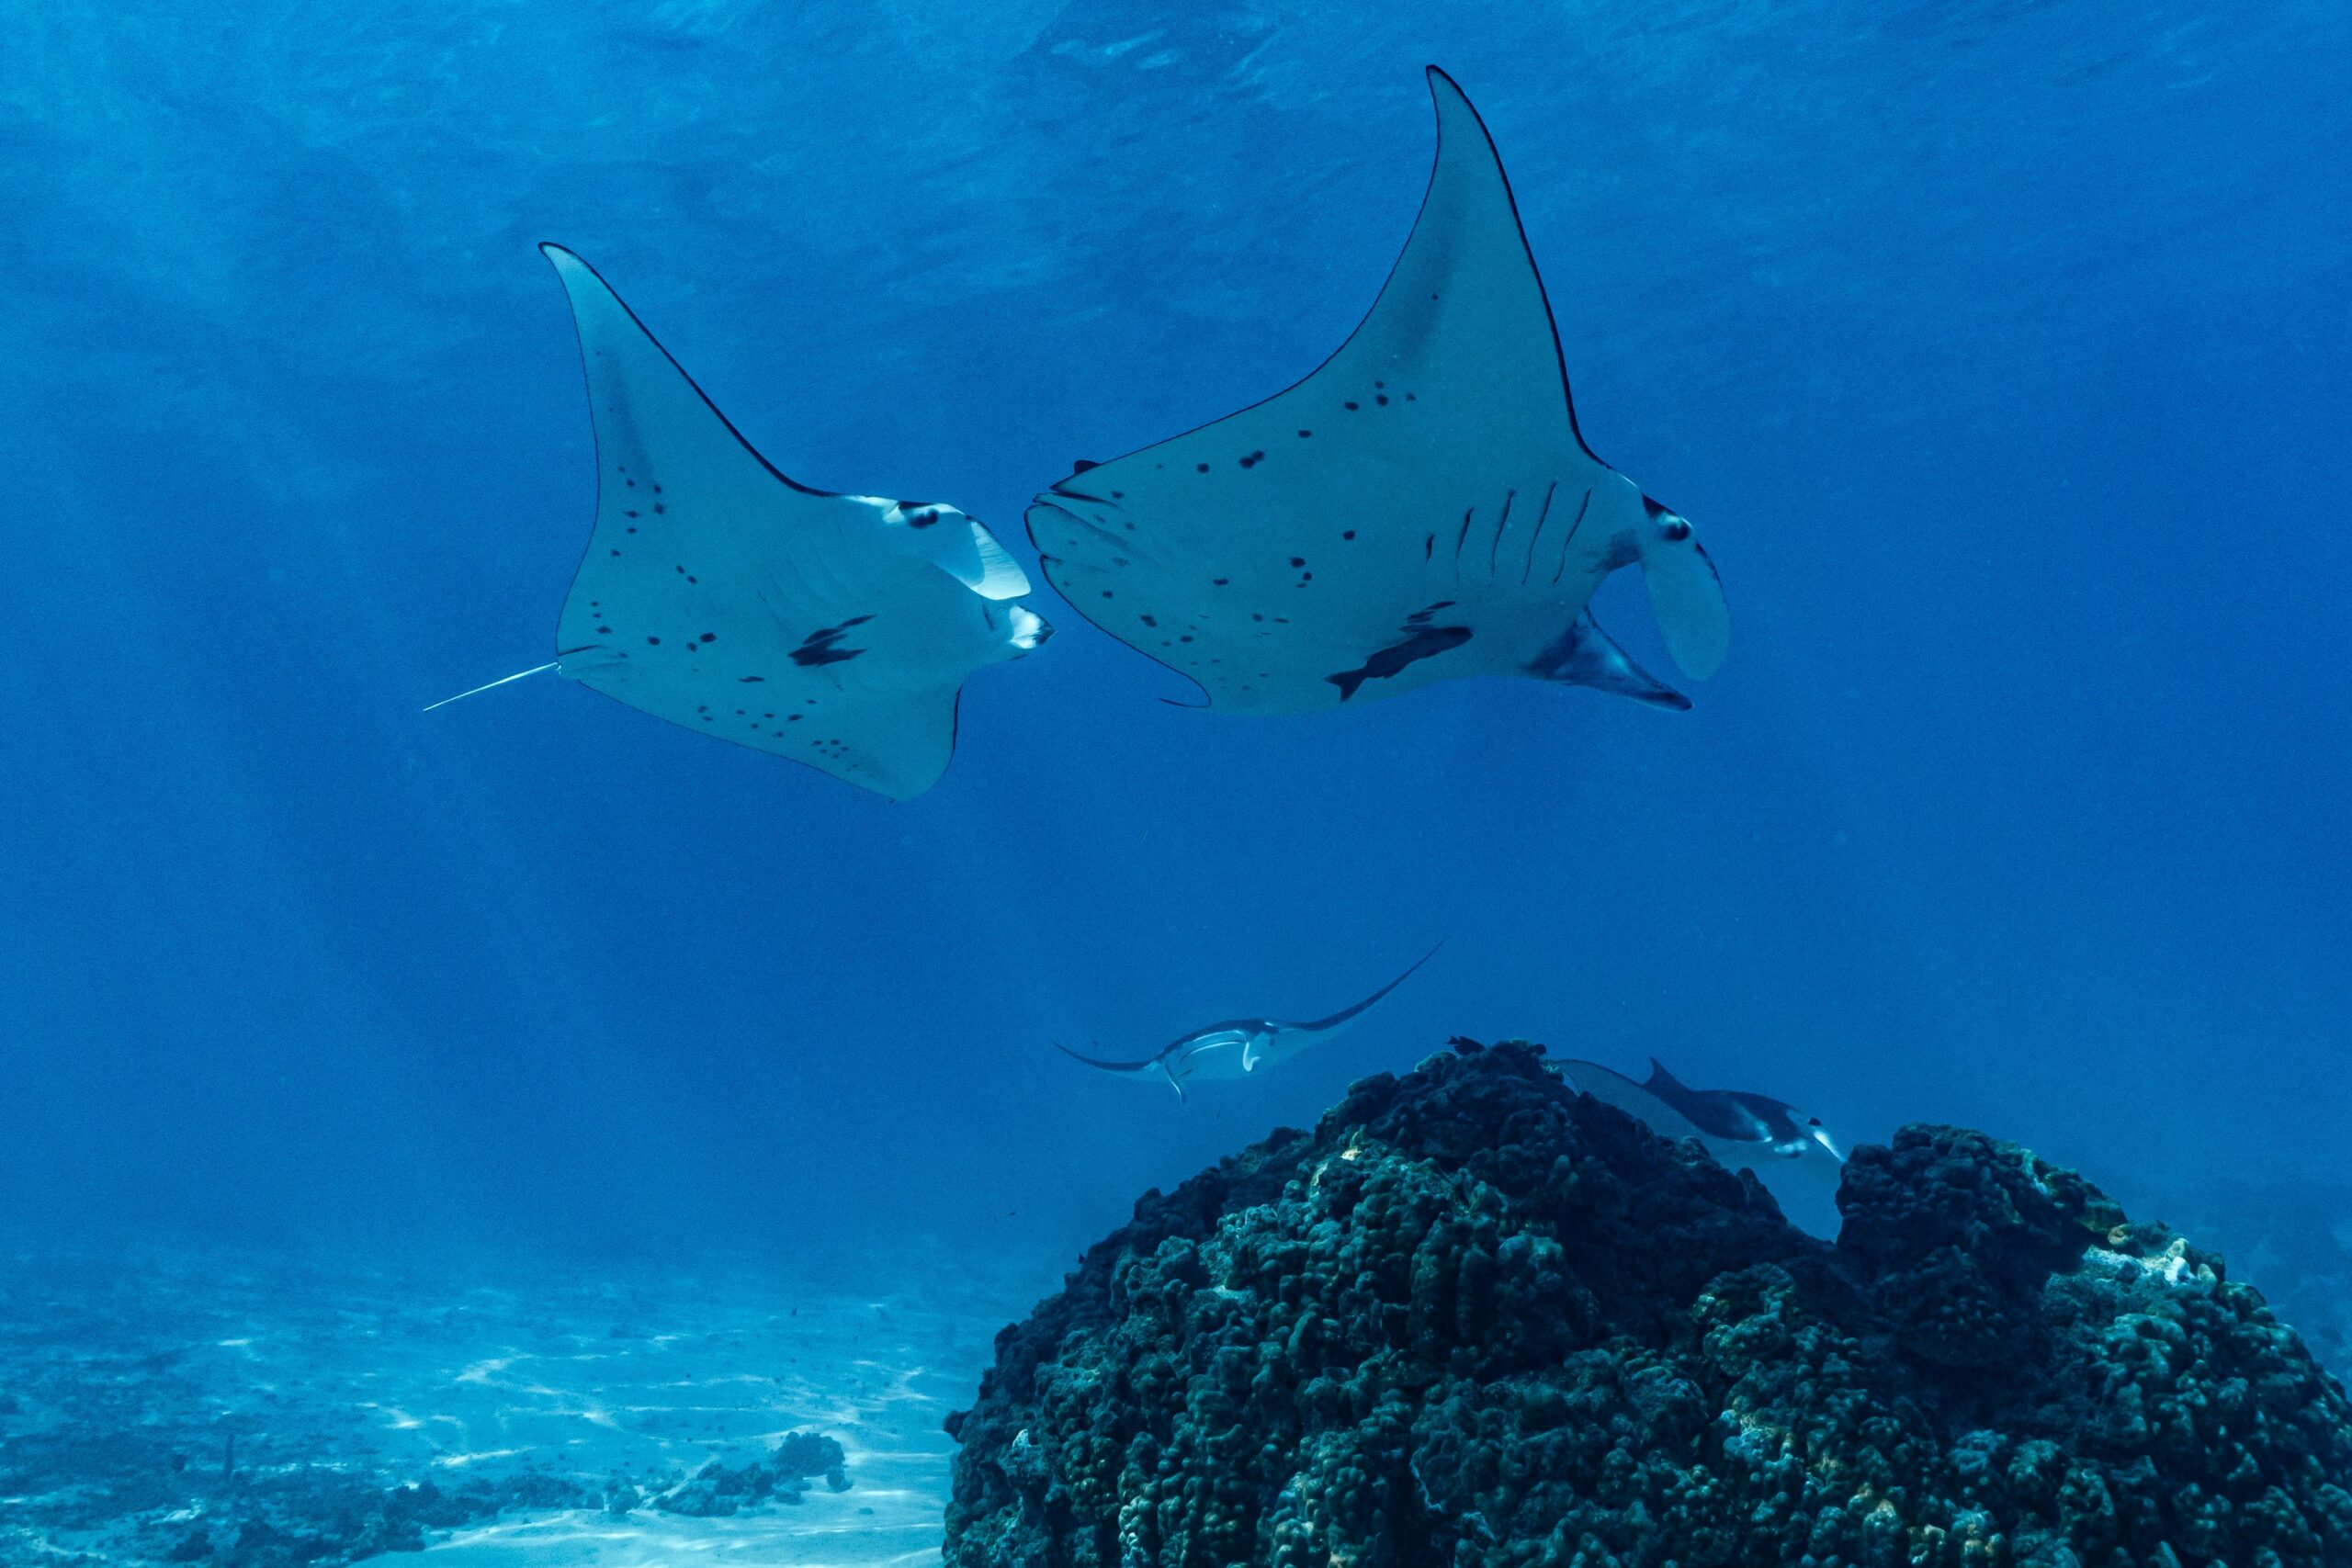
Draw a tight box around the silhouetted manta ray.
[1027,67,1727,716]
[1057,943,1442,1101]
[1560,1057,1845,1179]
[428,244,1048,801]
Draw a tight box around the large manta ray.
[433,245,1048,801]
[1560,1057,1845,1182]
[1027,68,1728,714]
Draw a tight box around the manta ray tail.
[1299,941,1445,1033]
[422,661,560,713]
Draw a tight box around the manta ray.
[1027,67,1728,716]
[429,244,1048,801]
[1057,943,1442,1100]
[1560,1057,1845,1179]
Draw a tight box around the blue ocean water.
[2,0,2346,1300]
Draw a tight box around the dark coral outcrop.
[944,1040,2352,1567]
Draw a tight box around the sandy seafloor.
[0,1244,1031,1566]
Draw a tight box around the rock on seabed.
[943,1041,2352,1568]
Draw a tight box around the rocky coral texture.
[944,1040,2352,1567]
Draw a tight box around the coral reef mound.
[944,1040,2352,1567]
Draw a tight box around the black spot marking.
[699,632,717,643]
[1405,600,1457,626]
[1140,615,1158,627]
[597,625,613,634]
[1238,450,1266,468]
[1424,534,1434,560]
[740,676,764,682]
[790,620,868,668]
[625,510,639,518]
[1212,578,1228,587]
[1327,625,1473,702]
[1344,400,1359,411]
[1342,530,1356,541]
[1195,462,1210,473]
[1296,429,1312,438]
[1289,557,1306,568]
[647,637,662,646]
[1375,394,1389,406]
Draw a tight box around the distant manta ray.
[1057,943,1442,1101]
[1027,67,1728,717]
[1559,1057,1845,1180]
[427,244,1048,800]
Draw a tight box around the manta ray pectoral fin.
[1560,1057,1714,1145]
[1528,613,1688,710]
[1057,1039,1185,1102]
[1637,501,1729,680]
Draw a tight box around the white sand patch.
[334,1275,1021,1566]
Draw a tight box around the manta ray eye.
[1807,1117,1822,1125]
[1657,516,1691,541]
